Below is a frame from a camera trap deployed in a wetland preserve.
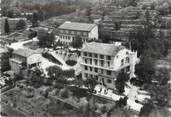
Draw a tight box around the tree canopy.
[16,19,26,30]
[37,29,55,47]
[71,36,83,49]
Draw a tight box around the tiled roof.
[80,42,125,56]
[13,48,42,58]
[58,22,96,31]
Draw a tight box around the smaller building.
[58,21,98,45]
[10,48,42,73]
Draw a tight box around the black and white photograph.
[0,0,171,117]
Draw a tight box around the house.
[80,42,139,89]
[0,47,10,76]
[10,48,42,73]
[58,21,98,45]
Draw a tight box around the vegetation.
[42,52,62,65]
[46,65,75,79]
[66,60,77,66]
[16,19,26,30]
[28,30,37,39]
[37,29,55,47]
[31,12,39,27]
[135,55,155,84]
[139,100,154,117]
[115,72,129,94]
[70,36,83,50]
[4,18,10,34]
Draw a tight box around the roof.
[80,42,125,56]
[13,48,42,58]
[58,22,96,31]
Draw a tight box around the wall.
[88,25,98,40]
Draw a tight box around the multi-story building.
[80,42,139,89]
[0,47,10,76]
[58,21,98,45]
[10,48,42,73]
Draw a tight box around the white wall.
[88,25,98,40]
[113,49,131,71]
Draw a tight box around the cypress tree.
[4,18,10,34]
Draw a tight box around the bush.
[62,69,75,78]
[66,60,77,66]
[59,88,70,98]
[42,52,62,65]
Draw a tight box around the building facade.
[10,48,41,73]
[80,42,138,89]
[58,21,98,45]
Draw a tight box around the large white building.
[58,21,98,45]
[80,42,139,89]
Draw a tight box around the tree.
[127,0,137,7]
[139,100,154,117]
[4,18,10,34]
[150,85,170,107]
[46,66,62,80]
[28,30,37,39]
[135,54,155,84]
[31,12,39,27]
[71,36,83,49]
[16,19,26,30]
[37,29,55,47]
[153,68,170,85]
[114,21,121,30]
[115,71,129,94]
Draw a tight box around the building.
[58,21,98,45]
[0,47,10,76]
[80,42,138,89]
[10,48,42,73]
[0,17,27,34]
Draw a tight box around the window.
[90,59,92,64]
[84,52,87,56]
[95,60,97,65]
[107,79,112,84]
[100,55,104,59]
[107,56,111,60]
[94,68,98,73]
[107,70,112,75]
[107,61,110,67]
[126,57,130,63]
[85,66,88,70]
[85,59,88,64]
[101,69,103,74]
[90,67,92,71]
[94,54,98,58]
[126,52,129,55]
[89,53,92,57]
[121,59,124,66]
[100,60,104,66]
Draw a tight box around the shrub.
[59,88,70,98]
[66,60,77,66]
[62,69,75,78]
[42,52,62,65]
